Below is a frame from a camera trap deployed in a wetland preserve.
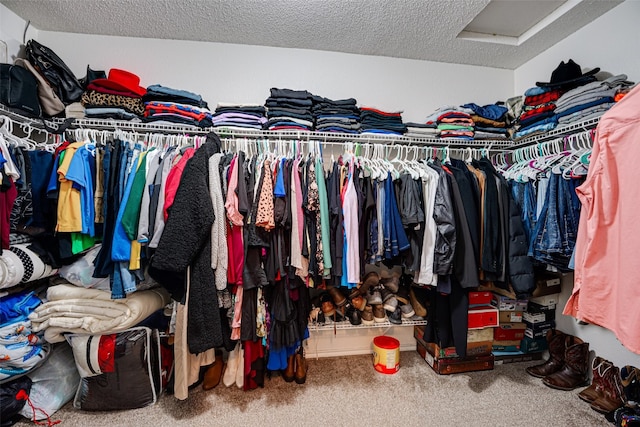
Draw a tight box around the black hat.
[536,59,600,88]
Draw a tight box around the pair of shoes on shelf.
[203,349,225,390]
[283,346,308,384]
[223,343,244,388]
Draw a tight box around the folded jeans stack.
[143,84,213,127]
[312,96,361,134]
[265,88,314,131]
[360,107,406,135]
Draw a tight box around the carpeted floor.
[15,352,610,427]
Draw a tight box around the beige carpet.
[15,352,610,427]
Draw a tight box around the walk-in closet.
[1,1,640,426]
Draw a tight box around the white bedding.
[29,284,171,343]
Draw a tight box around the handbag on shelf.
[0,63,42,118]
[25,39,83,104]
[15,58,65,117]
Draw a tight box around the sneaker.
[373,305,386,323]
[367,289,383,306]
[380,276,400,293]
[400,303,416,319]
[383,295,398,313]
[361,305,375,325]
[395,285,410,305]
[387,306,403,325]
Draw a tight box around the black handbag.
[0,63,42,118]
[25,39,83,105]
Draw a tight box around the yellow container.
[373,336,400,374]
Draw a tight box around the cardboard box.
[494,325,526,341]
[523,310,555,324]
[416,340,494,375]
[492,294,528,312]
[520,336,548,353]
[524,320,555,332]
[414,326,492,358]
[499,310,523,323]
[469,291,493,306]
[525,325,554,339]
[528,301,557,313]
[494,351,544,365]
[492,340,521,352]
[497,322,526,329]
[529,294,559,307]
[532,274,562,297]
[468,305,499,329]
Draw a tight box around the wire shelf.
[308,318,427,331]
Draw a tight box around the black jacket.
[505,181,536,298]
[429,161,456,275]
[149,133,224,354]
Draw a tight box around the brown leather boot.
[351,294,367,311]
[294,349,307,384]
[349,272,380,298]
[590,364,625,413]
[327,286,347,307]
[203,350,225,390]
[543,338,589,391]
[283,353,295,382]
[526,329,566,378]
[578,357,609,403]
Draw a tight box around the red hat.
[91,68,146,96]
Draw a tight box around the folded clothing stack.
[425,106,474,140]
[555,74,634,126]
[0,290,49,382]
[265,88,314,131]
[462,102,509,139]
[514,86,562,139]
[360,107,406,135]
[211,103,267,130]
[312,96,361,134]
[143,84,212,127]
[81,68,146,120]
[404,122,439,138]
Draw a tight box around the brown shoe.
[409,287,427,318]
[590,364,625,413]
[283,353,296,382]
[294,350,307,384]
[327,286,347,307]
[526,329,566,378]
[578,357,608,403]
[373,304,386,323]
[351,294,367,311]
[203,351,225,390]
[361,305,375,325]
[320,293,336,317]
[543,337,589,391]
[380,276,399,293]
[349,272,380,298]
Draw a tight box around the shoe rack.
[305,319,426,358]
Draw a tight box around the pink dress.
[564,85,640,354]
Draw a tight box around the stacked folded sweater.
[143,84,212,127]
[212,103,267,130]
[360,107,406,135]
[82,78,146,121]
[513,87,562,139]
[555,74,635,125]
[265,88,314,131]
[425,106,475,140]
[404,122,439,138]
[312,96,361,134]
[462,103,508,139]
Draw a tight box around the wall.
[34,31,513,123]
[516,0,640,368]
[0,3,38,62]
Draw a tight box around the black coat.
[505,182,536,298]
[149,133,224,354]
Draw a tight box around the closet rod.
[510,116,600,149]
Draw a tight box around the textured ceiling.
[0,0,623,69]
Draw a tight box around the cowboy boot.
[620,365,640,409]
[349,272,380,299]
[590,364,625,413]
[526,329,566,378]
[543,337,589,391]
[282,352,296,383]
[578,357,609,403]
